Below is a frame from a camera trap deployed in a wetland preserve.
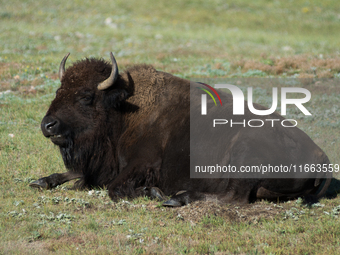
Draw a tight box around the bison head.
[41,53,130,147]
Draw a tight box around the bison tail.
[314,156,333,199]
[315,172,332,199]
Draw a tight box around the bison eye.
[79,94,94,105]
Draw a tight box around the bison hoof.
[150,187,166,201]
[162,199,182,207]
[29,178,49,189]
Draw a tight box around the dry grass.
[231,55,340,77]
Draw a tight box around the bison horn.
[58,53,70,81]
[97,52,119,90]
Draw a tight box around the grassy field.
[1,0,340,254]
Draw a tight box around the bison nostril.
[41,116,60,137]
[45,121,58,130]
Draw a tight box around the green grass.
[1,0,340,72]
[1,0,340,254]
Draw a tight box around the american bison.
[30,53,332,206]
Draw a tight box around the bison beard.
[30,53,332,206]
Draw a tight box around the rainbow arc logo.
[197,82,222,115]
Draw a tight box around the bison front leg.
[110,185,167,201]
[162,190,205,207]
[108,158,166,201]
[135,186,167,201]
[29,171,83,189]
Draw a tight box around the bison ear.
[104,88,130,108]
[103,69,134,109]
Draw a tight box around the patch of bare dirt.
[231,55,340,77]
[167,201,285,224]
[0,240,49,255]
[47,235,86,252]
[18,85,37,95]
[0,63,15,78]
